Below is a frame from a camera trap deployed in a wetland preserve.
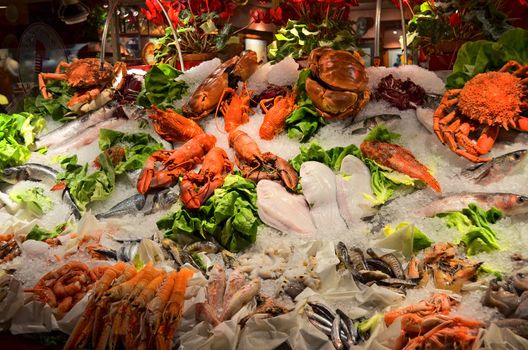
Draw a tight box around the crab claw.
[274,156,298,190]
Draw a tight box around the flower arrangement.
[400,0,512,55]
[142,0,243,63]
[256,0,362,62]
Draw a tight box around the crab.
[433,60,528,163]
[38,58,127,114]
[305,47,371,120]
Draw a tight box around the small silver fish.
[331,314,344,350]
[461,149,528,185]
[421,192,528,217]
[345,114,401,135]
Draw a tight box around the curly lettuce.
[136,63,189,109]
[157,174,260,253]
[9,186,53,217]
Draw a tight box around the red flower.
[270,7,283,22]
[141,0,164,26]
[449,12,461,26]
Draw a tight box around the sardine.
[377,278,417,288]
[35,102,120,149]
[336,309,358,345]
[1,163,81,220]
[331,314,344,350]
[461,149,528,185]
[95,187,179,219]
[345,114,401,134]
[421,193,528,217]
[305,309,347,340]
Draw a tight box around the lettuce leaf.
[25,80,76,122]
[98,128,162,174]
[0,112,45,171]
[137,63,189,109]
[56,154,115,212]
[157,174,260,253]
[446,28,528,89]
[363,125,401,143]
[285,69,326,142]
[436,204,503,255]
[383,222,433,252]
[9,186,53,217]
[26,222,68,241]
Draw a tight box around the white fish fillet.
[256,180,316,237]
[300,161,347,234]
[336,155,375,227]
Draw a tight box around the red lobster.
[179,147,233,209]
[149,106,204,142]
[215,83,254,132]
[228,129,298,190]
[137,134,216,194]
[259,92,297,140]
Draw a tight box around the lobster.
[259,92,297,140]
[149,106,204,142]
[228,129,298,190]
[137,134,216,194]
[215,83,254,132]
[183,51,258,120]
[179,147,233,209]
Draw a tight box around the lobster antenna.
[213,88,230,135]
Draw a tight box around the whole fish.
[345,114,401,134]
[461,149,528,185]
[48,117,126,155]
[421,193,528,217]
[1,163,81,220]
[34,102,120,149]
[95,187,179,219]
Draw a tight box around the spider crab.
[306,47,371,120]
[38,58,127,114]
[434,60,528,163]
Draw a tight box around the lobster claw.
[137,168,153,194]
[274,156,298,190]
[180,173,225,209]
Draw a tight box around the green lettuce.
[25,80,75,122]
[56,154,115,212]
[383,222,433,252]
[26,222,68,241]
[137,63,189,109]
[157,174,260,253]
[0,112,45,171]
[9,186,53,217]
[437,204,503,255]
[446,28,528,89]
[285,69,326,142]
[364,125,401,143]
[98,128,162,174]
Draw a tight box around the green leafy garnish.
[446,28,528,89]
[9,186,53,217]
[437,204,503,255]
[0,112,45,170]
[26,222,68,241]
[285,69,326,142]
[157,174,261,253]
[98,128,162,174]
[358,313,383,335]
[478,264,503,279]
[56,154,115,212]
[24,80,75,122]
[364,125,401,143]
[383,222,433,252]
[137,63,189,109]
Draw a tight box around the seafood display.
[433,61,528,163]
[3,42,528,350]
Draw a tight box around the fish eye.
[519,196,528,203]
[514,153,521,160]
